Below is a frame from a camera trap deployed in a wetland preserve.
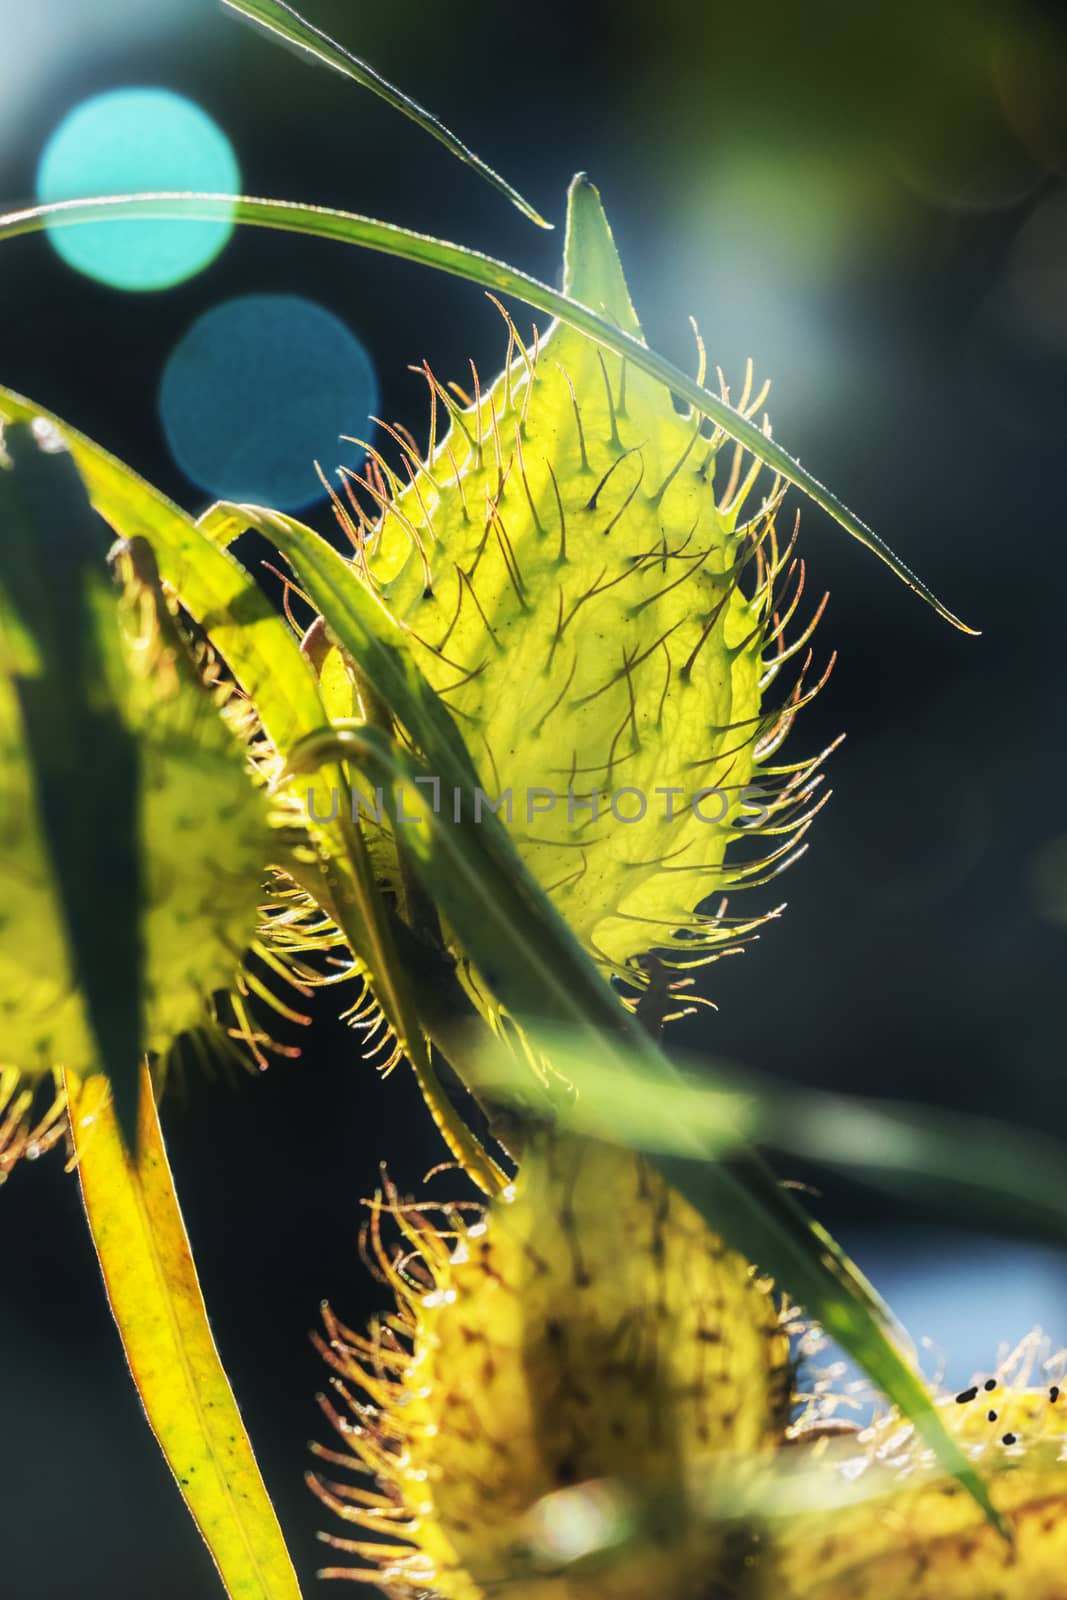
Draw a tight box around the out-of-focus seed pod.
[763,1338,1067,1599]
[310,1131,792,1598]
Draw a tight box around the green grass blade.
[221,0,550,229]
[489,1044,1067,1242]
[282,721,1003,1533]
[0,192,974,633]
[757,1081,1067,1240]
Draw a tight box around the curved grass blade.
[67,1067,303,1600]
[221,0,550,229]
[282,721,1003,1534]
[0,192,974,634]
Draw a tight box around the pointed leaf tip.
[221,0,552,229]
[563,174,643,339]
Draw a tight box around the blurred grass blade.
[221,0,550,228]
[0,422,142,1147]
[487,1044,1067,1241]
[0,388,501,1194]
[758,1080,1067,1241]
[67,1068,303,1600]
[0,193,973,633]
[282,722,1002,1533]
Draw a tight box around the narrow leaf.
[0,193,974,633]
[220,0,550,229]
[67,1067,304,1600]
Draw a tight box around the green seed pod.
[0,492,276,1171]
[353,177,830,980]
[310,1131,792,1598]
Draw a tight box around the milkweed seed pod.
[0,451,278,1177]
[762,1336,1067,1600]
[340,176,832,983]
[310,1131,792,1597]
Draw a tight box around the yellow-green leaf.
[67,1067,303,1600]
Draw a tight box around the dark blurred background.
[3,0,1067,1592]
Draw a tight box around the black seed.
[1002,1433,1017,1446]
[955,1386,978,1404]
[984,1379,997,1392]
[1051,1386,1061,1403]
[987,1410,998,1423]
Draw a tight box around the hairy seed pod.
[0,528,275,1169]
[347,177,831,982]
[310,1131,792,1598]
[763,1337,1067,1599]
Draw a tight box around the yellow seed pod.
[311,1131,792,1598]
[355,177,829,979]
[0,535,275,1126]
[766,1340,1067,1599]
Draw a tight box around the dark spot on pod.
[956,1386,978,1404]
[988,1410,998,1423]
[1051,1386,1061,1403]
[1002,1433,1017,1446]
[984,1379,997,1392]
